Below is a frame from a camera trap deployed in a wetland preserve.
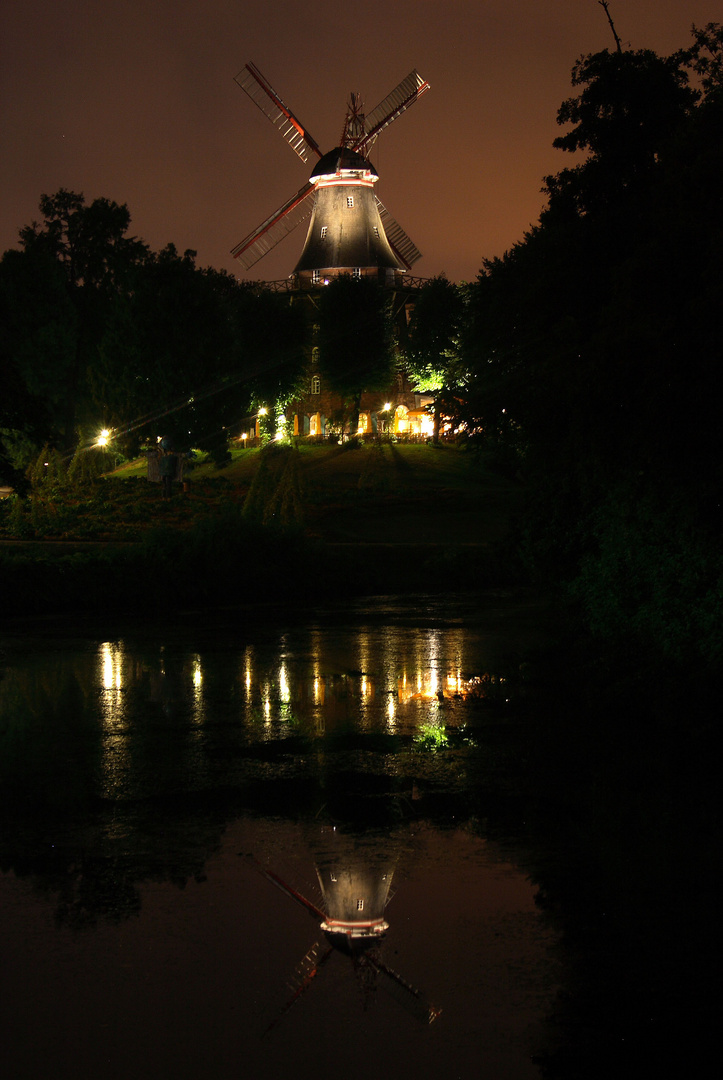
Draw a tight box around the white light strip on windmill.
[314,177,376,188]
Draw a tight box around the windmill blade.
[374,197,422,270]
[368,954,442,1025]
[236,62,323,162]
[353,70,430,157]
[263,942,334,1037]
[231,182,315,269]
[243,854,327,921]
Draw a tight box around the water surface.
[1,594,561,1079]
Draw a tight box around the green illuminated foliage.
[405,275,467,443]
[414,722,449,751]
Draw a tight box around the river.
[0,592,714,1077]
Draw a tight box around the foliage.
[0,248,72,484]
[683,22,723,102]
[414,721,449,751]
[460,25,723,663]
[244,290,309,415]
[5,190,151,450]
[17,189,148,291]
[546,46,697,214]
[95,246,249,454]
[317,275,396,431]
[1,192,310,470]
[405,275,467,443]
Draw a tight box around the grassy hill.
[0,442,526,617]
[109,440,522,547]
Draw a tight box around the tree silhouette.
[462,25,723,662]
[4,190,149,450]
[317,275,396,433]
[405,275,466,444]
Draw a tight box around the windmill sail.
[235,62,322,163]
[354,70,430,156]
[250,858,327,922]
[263,941,334,1036]
[374,197,422,270]
[231,182,315,268]
[369,954,442,1025]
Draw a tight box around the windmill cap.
[311,147,378,181]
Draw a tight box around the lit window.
[352,267,361,279]
[356,898,364,911]
[312,269,320,284]
[320,226,327,238]
[373,226,379,237]
[347,196,354,208]
[311,375,320,395]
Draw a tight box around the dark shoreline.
[1,533,519,623]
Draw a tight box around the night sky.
[2,0,719,283]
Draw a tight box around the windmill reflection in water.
[244,828,441,1033]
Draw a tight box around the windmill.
[231,63,430,283]
[243,836,441,1032]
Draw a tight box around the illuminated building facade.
[288,365,433,439]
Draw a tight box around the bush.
[570,486,723,666]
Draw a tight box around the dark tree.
[96,247,244,454]
[18,189,147,291]
[6,190,150,450]
[317,275,396,433]
[3,189,310,469]
[241,288,309,430]
[461,26,723,662]
[95,250,309,455]
[405,275,467,443]
[684,22,723,103]
[544,47,697,216]
[0,246,77,477]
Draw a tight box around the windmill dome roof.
[311,147,378,180]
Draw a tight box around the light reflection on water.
[95,625,482,737]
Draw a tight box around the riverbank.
[1,443,528,620]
